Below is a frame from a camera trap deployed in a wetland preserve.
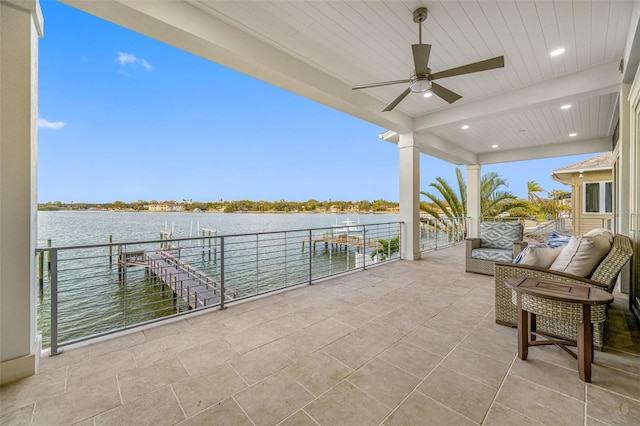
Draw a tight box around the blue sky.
[38,1,596,204]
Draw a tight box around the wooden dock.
[119,250,235,310]
[301,233,382,252]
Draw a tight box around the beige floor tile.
[131,333,191,368]
[37,345,91,373]
[401,324,460,356]
[382,392,476,426]
[228,342,293,384]
[272,319,353,361]
[117,357,188,404]
[330,308,376,328]
[234,371,313,426]
[378,341,442,379]
[347,358,420,409]
[322,332,386,370]
[90,330,147,358]
[261,313,314,338]
[483,402,542,426]
[176,339,238,375]
[31,376,120,426]
[224,323,281,354]
[142,318,192,340]
[371,309,425,336]
[440,346,510,389]
[353,299,397,318]
[0,403,34,426]
[94,385,185,425]
[459,331,517,364]
[587,386,640,426]
[172,363,247,417]
[278,410,318,426]
[522,342,579,371]
[495,375,584,425]
[589,363,640,400]
[178,397,253,426]
[304,381,390,426]
[66,349,136,389]
[417,366,496,424]
[509,358,585,400]
[285,350,352,397]
[0,365,67,415]
[593,348,640,375]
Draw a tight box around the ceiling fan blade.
[352,79,410,90]
[430,82,462,104]
[430,56,504,80]
[412,44,431,76]
[383,88,411,112]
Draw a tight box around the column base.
[0,335,41,385]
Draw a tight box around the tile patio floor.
[1,243,639,425]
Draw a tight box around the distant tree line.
[37,199,400,213]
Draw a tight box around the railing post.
[219,236,225,310]
[362,226,367,270]
[308,230,313,284]
[50,249,62,356]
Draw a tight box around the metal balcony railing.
[35,222,403,354]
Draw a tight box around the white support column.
[0,0,43,384]
[467,164,481,238]
[399,132,421,260]
[616,83,631,293]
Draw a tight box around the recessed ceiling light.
[561,104,572,110]
[569,133,577,137]
[550,48,565,57]
[492,144,499,148]
[461,125,469,130]
[423,92,433,98]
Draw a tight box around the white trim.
[583,180,613,214]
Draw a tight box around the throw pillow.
[584,228,614,245]
[519,246,565,268]
[546,231,572,248]
[549,234,612,277]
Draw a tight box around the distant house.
[551,152,613,234]
[148,203,184,212]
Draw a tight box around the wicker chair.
[494,234,633,349]
[466,221,527,276]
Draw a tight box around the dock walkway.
[142,251,234,309]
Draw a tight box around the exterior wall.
[566,169,613,235]
[0,0,43,384]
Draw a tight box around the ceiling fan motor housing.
[409,70,432,93]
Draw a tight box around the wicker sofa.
[494,233,633,349]
[466,221,527,275]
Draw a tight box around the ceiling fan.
[352,7,505,112]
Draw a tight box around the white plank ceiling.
[63,0,640,164]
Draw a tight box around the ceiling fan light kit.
[352,7,505,112]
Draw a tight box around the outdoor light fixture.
[461,125,469,130]
[550,48,565,57]
[579,171,584,178]
[561,104,572,109]
[409,71,432,93]
[423,92,433,98]
[492,144,499,148]
[569,133,577,137]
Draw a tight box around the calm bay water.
[37,211,399,248]
[37,211,400,348]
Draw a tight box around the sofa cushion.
[549,234,612,277]
[471,248,513,262]
[519,246,565,268]
[584,228,614,245]
[480,222,523,250]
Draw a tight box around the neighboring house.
[551,152,613,234]
[148,203,184,212]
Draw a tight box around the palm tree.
[421,168,522,219]
[527,181,545,203]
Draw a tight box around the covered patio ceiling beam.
[413,60,622,132]
[61,0,413,132]
[477,137,612,165]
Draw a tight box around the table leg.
[529,311,536,342]
[517,293,528,360]
[577,305,593,382]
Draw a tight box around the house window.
[584,181,612,213]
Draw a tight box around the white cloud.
[39,118,67,130]
[117,52,153,71]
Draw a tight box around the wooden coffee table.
[505,277,614,382]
